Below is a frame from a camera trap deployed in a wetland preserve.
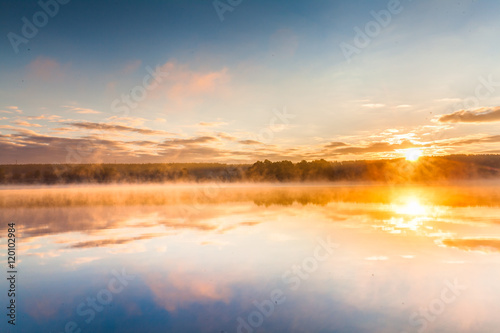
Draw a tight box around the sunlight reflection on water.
[1,184,500,332]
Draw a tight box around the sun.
[404,148,423,162]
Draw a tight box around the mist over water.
[1,184,500,332]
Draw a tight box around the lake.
[1,183,500,332]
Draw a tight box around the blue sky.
[1,0,500,163]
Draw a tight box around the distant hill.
[0,154,499,185]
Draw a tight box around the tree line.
[0,155,499,185]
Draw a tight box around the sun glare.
[404,148,423,162]
[395,197,427,216]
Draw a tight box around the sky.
[1,0,500,164]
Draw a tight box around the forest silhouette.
[0,154,499,185]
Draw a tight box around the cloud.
[66,121,174,136]
[71,257,101,265]
[50,127,79,134]
[145,271,232,312]
[0,127,139,163]
[435,98,462,102]
[68,234,162,248]
[437,107,500,123]
[362,104,385,108]
[0,198,264,245]
[332,140,422,155]
[12,120,42,128]
[1,106,23,114]
[0,125,234,163]
[160,136,219,147]
[0,125,43,136]
[159,220,218,232]
[436,134,500,147]
[238,140,262,145]
[27,56,65,80]
[7,106,23,113]
[121,59,142,75]
[441,238,500,253]
[150,61,230,103]
[62,105,102,114]
[217,132,238,141]
[24,114,61,121]
[25,298,59,320]
[216,221,262,233]
[106,116,148,127]
[2,111,499,163]
[324,142,348,149]
[198,121,227,127]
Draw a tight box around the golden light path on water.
[387,196,436,232]
[1,183,500,332]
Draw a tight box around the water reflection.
[1,184,500,332]
[395,197,428,216]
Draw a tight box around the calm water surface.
[1,183,500,332]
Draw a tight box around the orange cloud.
[121,59,142,74]
[441,238,500,253]
[437,106,500,123]
[6,106,23,114]
[198,121,227,127]
[12,120,42,128]
[145,271,232,312]
[151,61,230,103]
[62,105,102,114]
[27,56,65,80]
